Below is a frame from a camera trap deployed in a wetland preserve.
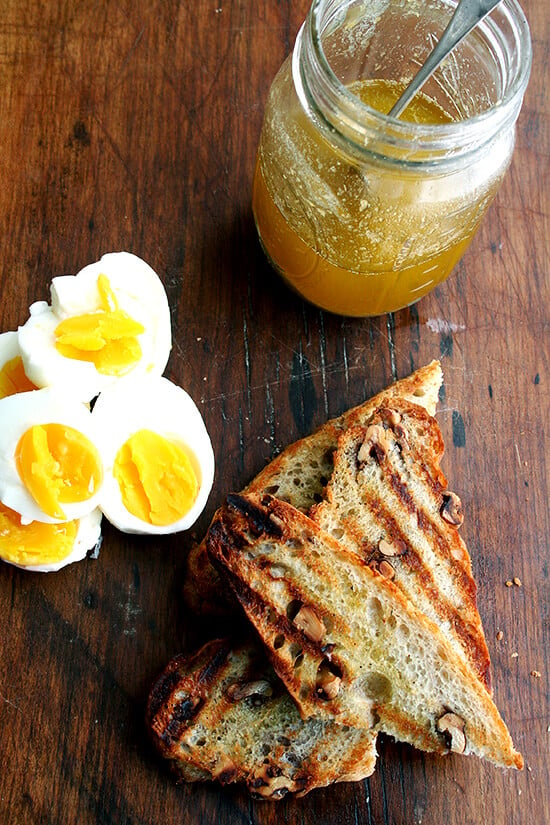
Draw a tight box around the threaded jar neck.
[293,0,532,167]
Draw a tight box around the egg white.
[0,387,104,524]
[0,330,22,367]
[17,252,172,403]
[3,508,103,573]
[91,375,215,534]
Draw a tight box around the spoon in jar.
[388,0,504,119]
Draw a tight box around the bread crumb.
[530,670,541,678]
[496,630,504,641]
[513,577,522,587]
[511,652,518,658]
[505,580,513,587]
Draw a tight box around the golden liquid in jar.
[253,79,485,316]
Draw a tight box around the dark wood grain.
[0,1,547,823]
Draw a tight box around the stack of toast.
[146,361,522,799]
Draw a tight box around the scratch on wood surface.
[264,381,276,445]
[119,581,141,637]
[342,335,351,389]
[426,318,466,334]
[386,313,398,382]
[318,311,329,417]
[238,405,245,474]
[514,442,522,468]
[361,777,374,825]
[242,313,252,418]
[0,692,21,712]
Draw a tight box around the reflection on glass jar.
[252,0,532,317]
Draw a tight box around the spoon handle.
[388,0,503,118]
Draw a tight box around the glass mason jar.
[252,0,532,317]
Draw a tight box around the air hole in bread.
[286,538,304,553]
[413,388,425,397]
[397,623,411,640]
[273,634,285,650]
[286,599,303,622]
[367,596,384,627]
[363,671,393,702]
[293,653,304,669]
[269,564,288,579]
[263,484,279,495]
[322,615,334,633]
[289,643,303,660]
[330,526,344,540]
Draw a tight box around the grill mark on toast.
[366,413,477,604]
[227,492,284,538]
[147,641,232,746]
[380,461,476,603]
[363,501,491,688]
[208,504,350,711]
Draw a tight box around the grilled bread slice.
[207,493,522,770]
[184,360,443,616]
[312,402,492,689]
[146,637,377,798]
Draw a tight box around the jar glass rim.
[301,0,533,158]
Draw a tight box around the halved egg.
[0,504,102,572]
[91,375,214,534]
[0,331,38,398]
[0,387,104,524]
[17,252,172,403]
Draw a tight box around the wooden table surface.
[0,1,547,823]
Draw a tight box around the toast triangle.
[311,399,492,689]
[207,493,522,770]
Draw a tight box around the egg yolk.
[0,501,78,566]
[113,430,199,526]
[15,423,103,520]
[54,274,145,375]
[0,356,37,398]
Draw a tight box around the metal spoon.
[388,0,504,119]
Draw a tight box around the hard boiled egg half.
[0,385,103,571]
[18,252,172,403]
[91,375,215,535]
